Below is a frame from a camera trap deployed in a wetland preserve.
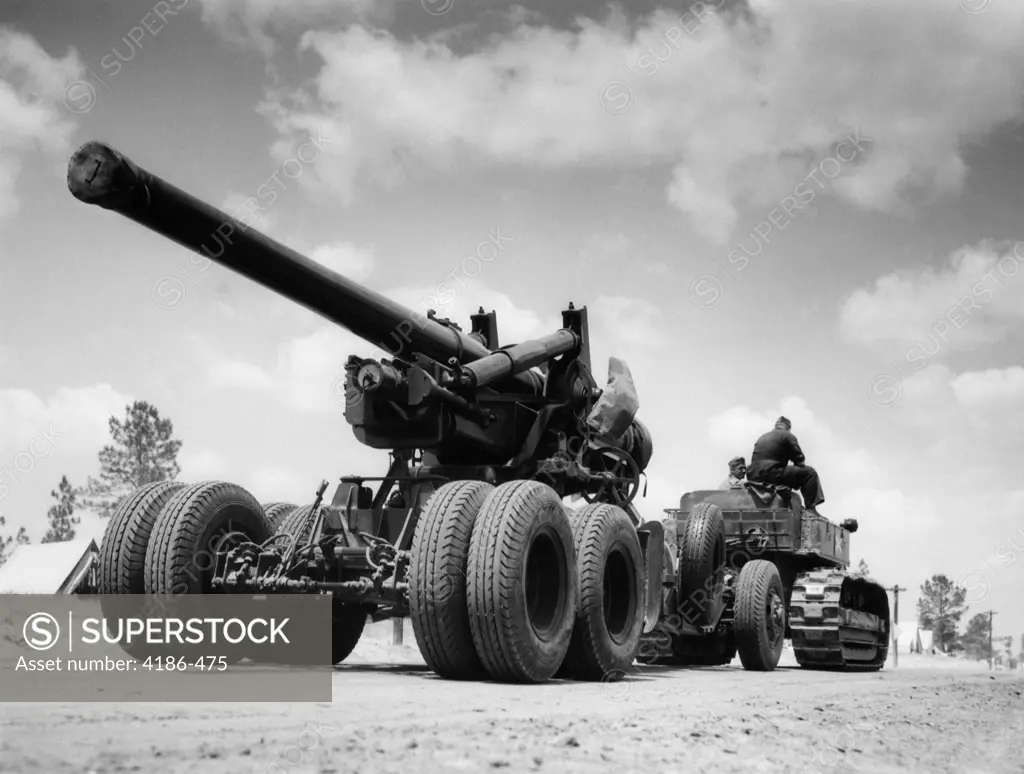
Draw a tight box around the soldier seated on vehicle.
[719,456,747,489]
[745,416,825,514]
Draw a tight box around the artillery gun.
[69,141,663,684]
[640,484,890,671]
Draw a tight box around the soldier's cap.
[728,456,746,467]
[776,416,791,429]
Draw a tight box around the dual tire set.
[408,479,647,683]
[97,480,370,665]
[99,478,647,679]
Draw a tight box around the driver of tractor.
[746,416,825,513]
[719,456,747,489]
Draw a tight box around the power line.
[887,585,906,668]
[982,610,997,670]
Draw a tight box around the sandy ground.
[1,621,1022,774]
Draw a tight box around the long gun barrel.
[66,141,542,395]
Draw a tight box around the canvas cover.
[586,357,639,441]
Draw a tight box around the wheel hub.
[525,529,565,641]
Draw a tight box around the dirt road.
[2,628,1022,774]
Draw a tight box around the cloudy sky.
[1,0,1022,642]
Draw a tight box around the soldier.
[719,456,747,489]
[746,416,825,512]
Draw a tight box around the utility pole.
[983,610,996,669]
[887,586,906,668]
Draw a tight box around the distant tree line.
[915,573,1020,668]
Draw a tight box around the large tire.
[145,481,272,596]
[560,504,645,680]
[285,504,372,666]
[98,481,186,595]
[262,502,298,531]
[98,481,187,661]
[467,480,577,683]
[252,598,369,666]
[140,482,271,663]
[256,506,371,666]
[734,559,786,671]
[331,597,370,665]
[276,504,319,552]
[676,502,726,629]
[409,480,493,679]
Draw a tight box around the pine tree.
[42,475,80,543]
[916,574,968,653]
[0,514,31,566]
[959,613,992,661]
[76,401,183,518]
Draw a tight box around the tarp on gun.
[586,357,639,441]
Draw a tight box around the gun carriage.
[70,141,663,684]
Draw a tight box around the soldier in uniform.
[746,416,825,512]
[719,456,747,489]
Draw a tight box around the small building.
[0,539,99,594]
[895,627,936,654]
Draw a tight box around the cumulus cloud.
[0,384,133,457]
[387,281,548,347]
[951,366,1024,408]
[0,27,85,220]
[196,326,347,413]
[197,280,550,412]
[221,191,281,237]
[196,276,664,419]
[0,384,133,538]
[195,0,387,54]
[309,241,375,282]
[588,294,669,354]
[707,395,887,503]
[242,1,1024,244]
[840,240,1024,354]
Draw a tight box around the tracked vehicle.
[639,482,890,671]
[71,141,664,684]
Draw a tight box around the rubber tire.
[734,559,786,671]
[138,482,270,662]
[97,481,187,661]
[276,504,319,552]
[331,597,370,665]
[256,507,370,666]
[145,481,272,595]
[467,480,577,683]
[560,504,645,681]
[262,502,298,531]
[268,596,370,666]
[99,481,187,595]
[409,480,493,679]
[676,502,725,629]
[276,504,372,666]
